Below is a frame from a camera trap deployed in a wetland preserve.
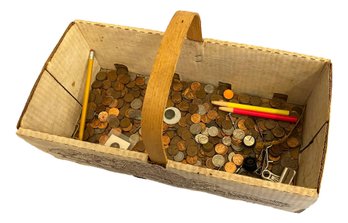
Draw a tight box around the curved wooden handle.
[141,11,203,165]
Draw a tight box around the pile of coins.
[78,64,303,183]
[79,64,147,152]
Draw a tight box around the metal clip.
[279,167,296,184]
[261,169,280,182]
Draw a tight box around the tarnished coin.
[190,123,202,135]
[130,98,142,110]
[270,98,283,108]
[212,154,225,168]
[215,143,228,155]
[92,80,103,89]
[183,88,195,100]
[232,129,245,140]
[263,130,275,141]
[265,119,277,130]
[202,142,214,152]
[224,162,237,173]
[167,145,179,156]
[244,118,255,130]
[222,136,232,146]
[232,154,244,166]
[107,70,117,81]
[250,96,262,106]
[287,137,300,148]
[177,101,190,111]
[181,128,193,140]
[172,92,182,104]
[188,104,199,114]
[108,116,120,128]
[187,144,198,156]
[208,126,219,137]
[206,158,215,169]
[120,118,131,129]
[200,114,211,124]
[238,94,250,104]
[222,120,233,130]
[272,126,285,138]
[102,80,112,89]
[191,113,201,124]
[172,80,183,91]
[203,84,213,94]
[269,145,283,157]
[174,151,185,162]
[96,71,107,81]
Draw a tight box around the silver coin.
[208,126,219,137]
[174,151,185,162]
[212,154,225,168]
[232,129,245,140]
[190,123,202,135]
[129,133,140,149]
[204,84,215,94]
[194,134,201,143]
[222,136,232,146]
[198,104,207,115]
[198,134,209,144]
[130,98,143,110]
[228,152,236,162]
[222,126,234,136]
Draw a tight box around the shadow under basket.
[16,11,331,212]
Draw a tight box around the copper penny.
[215,143,228,155]
[113,82,125,91]
[232,154,244,166]
[108,107,120,116]
[98,111,109,122]
[222,119,233,130]
[190,81,202,91]
[224,162,237,173]
[177,140,186,151]
[182,88,195,100]
[269,154,281,162]
[172,80,184,91]
[162,135,171,145]
[172,92,182,104]
[287,137,300,148]
[102,80,112,89]
[98,121,108,129]
[250,96,262,106]
[207,110,218,120]
[107,70,117,81]
[200,114,211,124]
[99,134,109,145]
[188,104,199,114]
[96,71,107,81]
[135,77,145,86]
[237,119,247,130]
[202,142,214,152]
[191,113,201,124]
[177,101,190,111]
[186,155,198,165]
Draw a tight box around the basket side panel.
[19,71,81,137]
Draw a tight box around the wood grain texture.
[141,11,203,165]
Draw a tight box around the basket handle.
[141,11,203,165]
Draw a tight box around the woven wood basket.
[16,11,331,212]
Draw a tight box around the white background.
[1,0,347,222]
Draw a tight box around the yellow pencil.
[211,100,290,116]
[79,50,95,140]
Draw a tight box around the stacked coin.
[79,65,304,182]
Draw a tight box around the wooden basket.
[16,11,331,212]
